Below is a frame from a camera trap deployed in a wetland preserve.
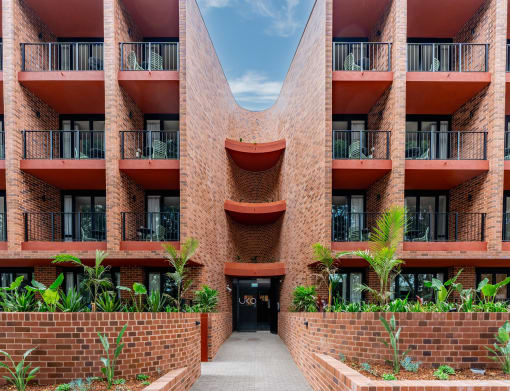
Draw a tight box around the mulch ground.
[344,359,510,381]
[0,376,156,391]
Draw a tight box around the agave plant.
[96,291,124,312]
[58,287,88,312]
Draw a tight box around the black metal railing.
[121,211,180,242]
[507,45,510,72]
[24,212,106,242]
[333,42,391,71]
[0,132,5,160]
[505,132,510,160]
[332,211,383,242]
[21,42,104,71]
[405,212,485,242]
[504,213,510,241]
[0,214,6,242]
[22,130,105,159]
[0,43,3,71]
[333,130,390,159]
[120,42,179,71]
[405,131,487,160]
[407,43,488,72]
[120,130,179,159]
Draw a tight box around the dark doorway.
[232,277,280,334]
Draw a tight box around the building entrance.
[232,277,279,333]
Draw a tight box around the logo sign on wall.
[239,296,257,306]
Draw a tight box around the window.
[144,115,179,159]
[0,269,32,289]
[405,115,451,159]
[476,269,510,301]
[504,192,510,241]
[332,191,365,241]
[143,192,179,241]
[63,268,120,299]
[60,115,105,159]
[0,191,6,241]
[56,38,104,71]
[62,192,106,241]
[407,38,455,72]
[331,270,364,303]
[391,270,446,301]
[332,115,368,159]
[405,191,448,241]
[146,269,177,298]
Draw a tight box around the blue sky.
[197,0,315,111]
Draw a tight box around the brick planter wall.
[0,313,201,386]
[207,312,232,360]
[279,312,510,375]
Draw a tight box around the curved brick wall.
[0,313,201,386]
[279,312,510,371]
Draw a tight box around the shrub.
[98,324,127,389]
[136,374,149,381]
[360,363,376,376]
[382,373,396,380]
[194,285,218,313]
[424,269,463,311]
[379,315,409,374]
[400,356,421,372]
[146,289,167,312]
[58,288,88,312]
[485,321,510,374]
[433,365,455,380]
[118,283,147,312]
[96,291,123,312]
[26,274,64,312]
[290,286,317,312]
[478,277,510,305]
[55,384,71,391]
[68,379,93,391]
[0,347,39,391]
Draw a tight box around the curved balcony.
[225,139,285,171]
[224,200,286,225]
[224,262,286,277]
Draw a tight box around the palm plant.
[52,250,113,311]
[312,243,338,309]
[340,206,407,306]
[163,237,198,312]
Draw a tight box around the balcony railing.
[121,211,180,242]
[22,130,105,159]
[405,212,485,242]
[505,132,510,159]
[504,214,510,241]
[507,45,510,72]
[120,130,179,159]
[0,132,4,160]
[24,212,106,242]
[332,211,382,242]
[333,42,391,71]
[120,42,179,71]
[0,43,3,71]
[0,214,6,242]
[407,43,488,72]
[21,42,104,71]
[333,130,390,159]
[405,131,487,160]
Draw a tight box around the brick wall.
[206,312,233,360]
[0,312,201,386]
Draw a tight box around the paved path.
[191,331,312,391]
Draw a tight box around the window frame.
[330,268,366,304]
[0,268,33,289]
[61,190,107,241]
[392,268,448,301]
[476,268,510,301]
[404,190,449,241]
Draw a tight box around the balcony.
[20,130,106,189]
[224,200,286,225]
[0,213,7,249]
[332,42,392,114]
[0,132,5,190]
[405,131,488,189]
[118,42,179,113]
[225,139,286,171]
[331,211,381,252]
[403,212,486,252]
[332,130,392,189]
[506,46,510,114]
[0,43,3,115]
[504,133,510,189]
[120,211,179,251]
[119,130,179,190]
[22,212,106,251]
[19,43,105,113]
[407,43,490,114]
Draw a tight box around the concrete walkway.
[191,332,312,391]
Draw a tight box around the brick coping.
[314,353,510,391]
[142,368,187,391]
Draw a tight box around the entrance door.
[236,279,258,332]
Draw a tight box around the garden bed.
[0,376,156,391]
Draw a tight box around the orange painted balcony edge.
[502,242,510,251]
[21,241,107,251]
[332,159,392,189]
[403,242,487,252]
[119,160,179,190]
[18,71,105,82]
[332,71,393,82]
[120,241,180,252]
[225,138,286,171]
[224,262,286,277]
[224,200,286,225]
[118,70,179,81]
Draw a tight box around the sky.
[197,0,315,111]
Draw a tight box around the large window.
[392,270,446,301]
[62,191,106,241]
[143,192,179,241]
[476,269,510,301]
[63,268,120,299]
[405,191,448,241]
[331,270,364,303]
[60,115,105,159]
[0,191,6,241]
[405,115,451,159]
[332,191,365,241]
[0,269,33,289]
[146,269,178,299]
[504,192,510,241]
[332,115,368,159]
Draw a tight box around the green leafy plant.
[118,283,147,312]
[424,269,463,310]
[113,379,126,385]
[69,378,93,391]
[476,301,509,312]
[312,243,338,309]
[96,291,123,312]
[386,298,409,312]
[485,321,510,373]
[433,365,455,380]
[142,381,151,386]
[478,277,510,305]
[193,285,218,313]
[290,285,317,312]
[338,353,346,362]
[136,374,149,381]
[146,289,167,312]
[0,347,40,391]
[98,324,127,389]
[340,207,406,306]
[0,277,36,312]
[400,356,421,372]
[379,315,409,374]
[163,238,198,312]
[53,250,113,311]
[55,384,71,391]
[26,274,64,312]
[360,362,376,376]
[459,288,476,312]
[382,373,397,380]
[58,287,88,312]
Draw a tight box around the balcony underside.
[332,160,392,189]
[18,72,105,113]
[405,160,488,189]
[333,0,390,37]
[0,161,5,190]
[225,139,286,171]
[224,200,286,225]
[120,241,179,252]
[21,241,107,252]
[118,72,179,113]
[224,262,286,277]
[20,160,106,189]
[407,72,490,114]
[24,0,103,37]
[503,161,510,190]
[332,72,392,114]
[0,73,3,114]
[121,0,179,37]
[119,160,179,190]
[505,75,510,114]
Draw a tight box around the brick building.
[0,0,509,332]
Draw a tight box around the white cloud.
[198,0,231,9]
[229,71,282,110]
[246,0,302,37]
